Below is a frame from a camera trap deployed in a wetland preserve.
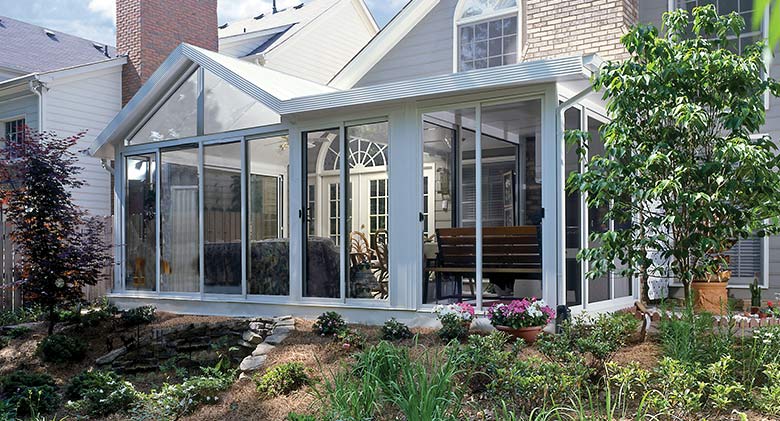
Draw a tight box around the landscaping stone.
[242,330,264,345]
[263,332,289,345]
[96,346,127,366]
[272,325,294,335]
[237,339,256,349]
[239,355,267,372]
[252,343,275,356]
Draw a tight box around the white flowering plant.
[433,303,476,322]
[487,299,555,329]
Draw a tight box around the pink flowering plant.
[487,299,555,329]
[433,303,475,340]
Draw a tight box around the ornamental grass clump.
[486,299,555,329]
[433,303,475,341]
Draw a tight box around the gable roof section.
[219,0,378,59]
[0,15,116,74]
[90,43,335,157]
[329,0,439,89]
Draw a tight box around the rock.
[240,355,267,372]
[249,322,267,333]
[263,332,289,345]
[238,340,256,349]
[274,315,293,322]
[242,330,264,345]
[96,346,127,366]
[238,372,252,382]
[275,319,295,328]
[252,343,275,356]
[272,325,294,335]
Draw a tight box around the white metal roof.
[219,0,340,38]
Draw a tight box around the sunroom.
[92,44,637,323]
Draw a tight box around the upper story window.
[676,0,764,53]
[456,0,519,71]
[3,118,25,142]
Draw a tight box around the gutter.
[28,77,47,132]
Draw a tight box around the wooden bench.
[428,226,542,299]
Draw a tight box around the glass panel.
[564,106,583,306]
[125,154,157,291]
[422,109,476,304]
[304,129,342,298]
[248,134,290,295]
[160,146,200,292]
[459,16,519,71]
[460,0,518,19]
[203,142,241,294]
[346,122,389,300]
[204,69,281,134]
[481,100,542,304]
[129,71,198,145]
[587,116,611,303]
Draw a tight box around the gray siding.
[638,0,666,29]
[354,0,456,88]
[0,92,38,132]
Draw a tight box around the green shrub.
[381,318,412,341]
[658,305,727,365]
[448,331,518,392]
[645,357,706,417]
[757,363,780,415]
[6,326,31,339]
[36,334,86,363]
[437,314,469,341]
[537,312,637,380]
[0,337,8,350]
[0,371,59,416]
[739,325,780,388]
[120,305,156,327]
[256,362,309,397]
[490,356,587,412]
[0,305,43,327]
[337,329,366,352]
[64,370,139,417]
[313,311,346,336]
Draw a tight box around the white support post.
[240,137,248,298]
[541,84,559,308]
[475,104,483,312]
[288,126,303,302]
[339,125,347,303]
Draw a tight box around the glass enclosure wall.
[125,154,157,291]
[480,100,542,305]
[160,146,200,292]
[248,134,289,295]
[564,106,582,307]
[304,129,342,298]
[203,142,242,294]
[129,71,198,145]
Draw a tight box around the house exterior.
[91,0,780,324]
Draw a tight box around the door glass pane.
[126,154,156,291]
[564,106,583,306]
[304,129,342,298]
[481,100,543,304]
[422,109,476,304]
[129,71,198,145]
[587,116,611,303]
[204,69,281,134]
[203,142,242,294]
[160,146,200,292]
[346,122,389,300]
[248,134,290,295]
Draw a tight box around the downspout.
[28,77,46,132]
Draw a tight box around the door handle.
[419,212,424,222]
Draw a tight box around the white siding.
[43,66,123,217]
[264,0,377,84]
[354,0,456,88]
[0,91,38,131]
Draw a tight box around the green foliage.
[0,305,44,327]
[318,366,383,421]
[255,362,309,398]
[659,306,727,364]
[490,356,587,413]
[313,311,347,336]
[448,331,519,392]
[537,312,637,378]
[286,413,317,421]
[645,358,706,417]
[64,370,140,417]
[5,326,31,339]
[337,329,367,352]
[753,0,779,50]
[567,4,780,299]
[0,371,59,416]
[757,363,780,415]
[120,305,156,327]
[36,334,86,363]
[352,341,408,387]
[381,318,412,341]
[437,314,469,341]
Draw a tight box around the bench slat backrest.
[435,226,541,269]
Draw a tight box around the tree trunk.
[683,281,692,305]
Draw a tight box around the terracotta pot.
[691,280,728,314]
[494,325,544,344]
[751,307,761,315]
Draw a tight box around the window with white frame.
[456,0,519,71]
[676,0,764,54]
[3,118,25,142]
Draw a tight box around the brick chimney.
[116,0,218,106]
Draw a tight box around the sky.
[0,0,407,46]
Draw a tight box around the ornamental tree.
[0,128,111,334]
[567,5,780,301]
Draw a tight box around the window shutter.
[725,237,762,285]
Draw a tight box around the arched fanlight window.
[455,0,520,72]
[323,137,388,171]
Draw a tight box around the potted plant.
[749,275,762,315]
[433,303,475,340]
[349,261,377,298]
[486,298,555,344]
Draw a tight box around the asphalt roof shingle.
[0,15,117,75]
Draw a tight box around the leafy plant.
[0,371,59,416]
[120,305,156,327]
[317,366,383,421]
[64,370,139,417]
[337,329,366,352]
[352,341,408,387]
[0,129,112,335]
[448,331,518,392]
[36,334,86,363]
[757,363,780,415]
[313,311,347,336]
[490,356,586,414]
[286,413,317,421]
[5,326,31,339]
[0,304,44,327]
[381,318,412,341]
[645,358,706,417]
[567,4,780,300]
[255,362,309,397]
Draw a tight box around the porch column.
[541,84,561,308]
[288,125,303,302]
[388,103,421,310]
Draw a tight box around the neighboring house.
[91,0,779,323]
